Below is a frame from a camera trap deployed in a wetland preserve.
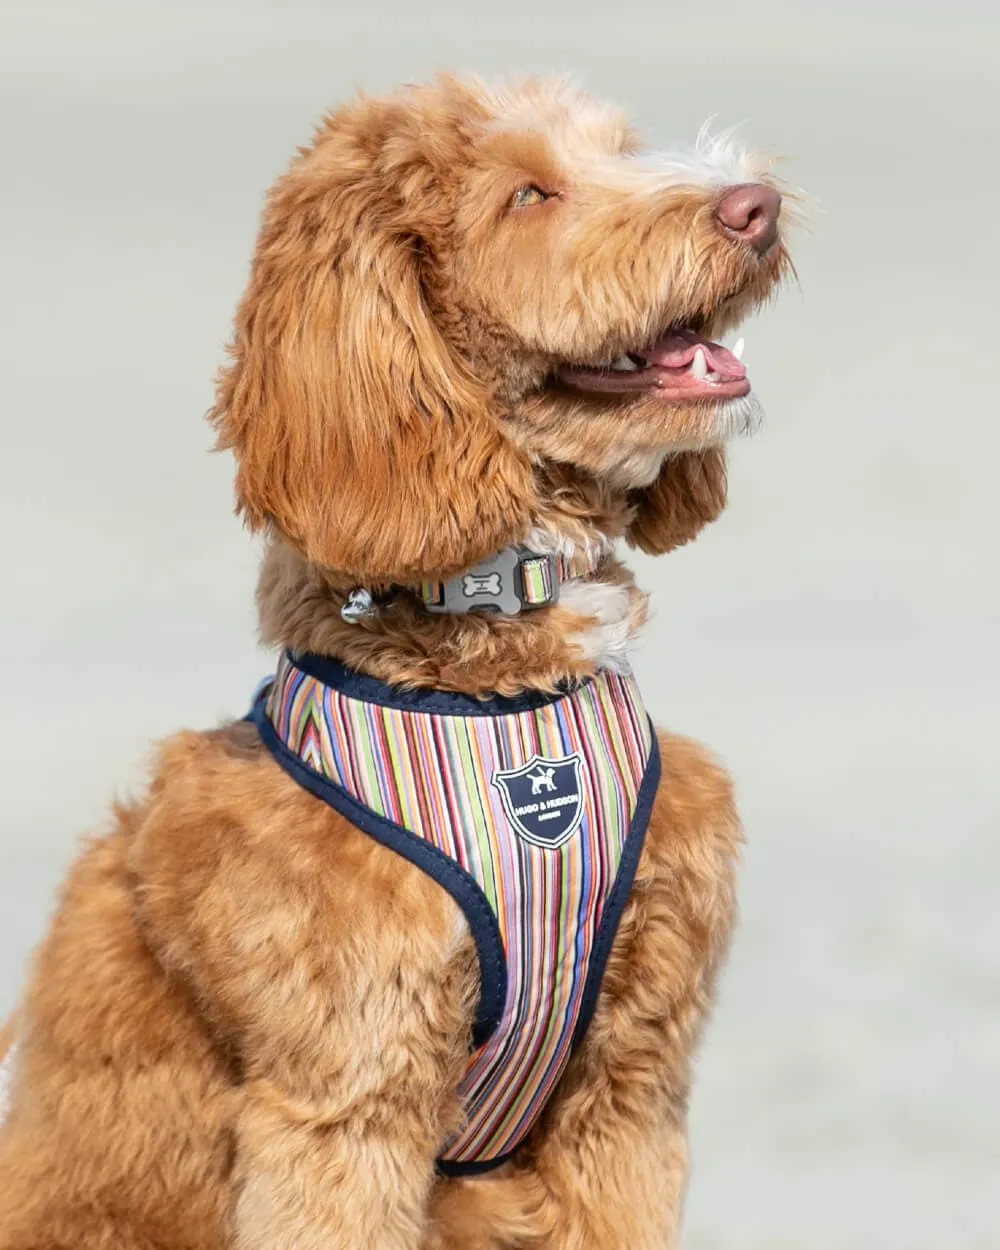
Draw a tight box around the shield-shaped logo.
[492,754,585,848]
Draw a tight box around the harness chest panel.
[253,652,660,1172]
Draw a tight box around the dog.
[0,75,790,1249]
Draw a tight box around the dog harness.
[251,651,660,1173]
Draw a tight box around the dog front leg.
[131,788,476,1250]
[174,919,468,1250]
[184,923,467,1250]
[232,1083,443,1250]
[523,731,740,1250]
[426,729,741,1250]
[424,1111,688,1250]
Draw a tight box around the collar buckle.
[423,548,560,616]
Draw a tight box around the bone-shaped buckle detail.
[462,572,502,597]
[428,548,526,615]
[424,549,561,615]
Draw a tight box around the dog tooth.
[706,371,721,383]
[609,354,639,371]
[732,337,745,361]
[690,347,708,379]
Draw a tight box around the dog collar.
[339,546,605,623]
[419,546,602,616]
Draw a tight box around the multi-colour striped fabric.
[258,651,657,1169]
[519,553,558,605]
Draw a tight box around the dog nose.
[715,183,781,255]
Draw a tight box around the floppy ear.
[209,109,539,583]
[625,447,728,555]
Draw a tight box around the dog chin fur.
[711,392,765,443]
[601,394,765,492]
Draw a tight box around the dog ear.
[625,448,728,555]
[209,108,539,583]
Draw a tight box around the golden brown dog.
[0,75,790,1249]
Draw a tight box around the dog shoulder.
[127,720,474,1044]
[625,730,743,989]
[646,729,742,874]
[131,717,466,946]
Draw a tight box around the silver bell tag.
[340,588,377,623]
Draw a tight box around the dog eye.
[511,185,550,209]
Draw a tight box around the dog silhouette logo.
[492,754,584,848]
[528,766,556,794]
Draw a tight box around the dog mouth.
[554,324,750,402]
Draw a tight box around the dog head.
[211,75,792,582]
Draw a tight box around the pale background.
[1,2,998,1247]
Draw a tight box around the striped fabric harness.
[251,652,660,1173]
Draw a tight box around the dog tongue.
[643,327,746,381]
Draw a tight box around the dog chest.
[251,651,660,1171]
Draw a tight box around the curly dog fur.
[0,75,790,1249]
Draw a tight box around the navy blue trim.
[290,651,590,718]
[435,1151,516,1177]
[250,691,507,1048]
[571,722,661,1048]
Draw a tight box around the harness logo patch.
[492,754,584,848]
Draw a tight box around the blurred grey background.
[2,1,998,1246]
